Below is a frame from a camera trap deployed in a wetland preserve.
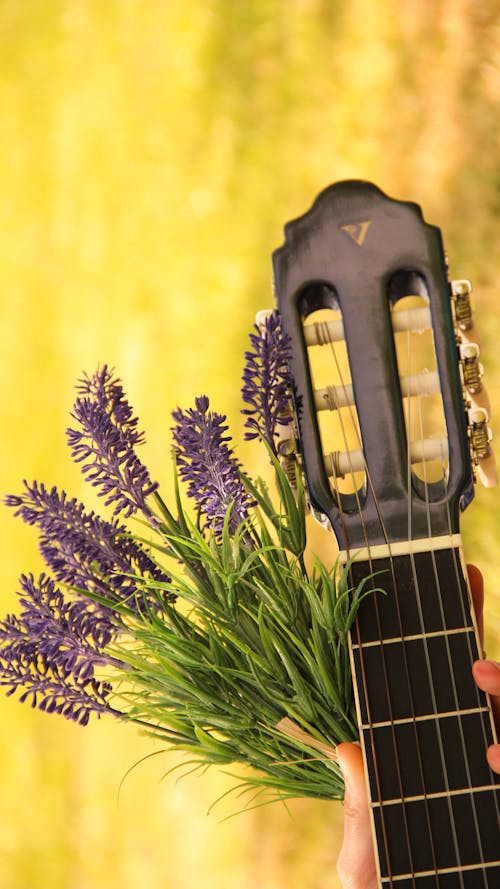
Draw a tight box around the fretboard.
[348,547,500,889]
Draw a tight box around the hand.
[336,564,500,889]
[336,741,377,889]
[469,564,500,774]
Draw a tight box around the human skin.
[335,564,500,889]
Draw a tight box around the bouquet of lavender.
[0,312,366,808]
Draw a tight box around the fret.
[363,711,498,801]
[353,632,483,724]
[373,790,500,879]
[373,786,499,806]
[381,864,500,889]
[361,706,491,729]
[351,627,475,649]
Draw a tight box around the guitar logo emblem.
[340,220,372,246]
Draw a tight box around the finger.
[336,742,377,889]
[472,659,500,725]
[486,743,500,774]
[467,563,484,647]
[472,658,500,774]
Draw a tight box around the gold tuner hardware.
[468,407,497,488]
[451,279,473,331]
[460,341,491,415]
[459,343,484,394]
[459,343,490,415]
[277,425,301,489]
[469,408,491,458]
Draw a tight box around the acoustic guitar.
[272,181,500,888]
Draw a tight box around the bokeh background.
[0,2,499,888]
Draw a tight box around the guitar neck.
[347,543,500,888]
[272,180,500,886]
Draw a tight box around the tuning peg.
[459,343,491,415]
[468,407,497,488]
[451,279,483,346]
[452,279,473,330]
[277,426,300,485]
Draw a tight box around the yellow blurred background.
[0,2,499,887]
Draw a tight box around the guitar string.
[323,297,472,887]
[313,291,497,885]
[439,436,500,847]
[324,340,405,888]
[404,327,467,889]
[321,314,423,887]
[344,309,443,887]
[394,306,497,885]
[415,380,491,886]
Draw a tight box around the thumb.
[336,742,377,889]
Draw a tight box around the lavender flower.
[66,366,158,522]
[0,573,121,725]
[171,396,252,536]
[241,310,293,454]
[4,482,172,616]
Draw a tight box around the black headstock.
[273,181,482,552]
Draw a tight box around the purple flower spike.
[67,366,158,522]
[0,573,121,724]
[241,310,293,454]
[4,482,172,616]
[171,397,252,537]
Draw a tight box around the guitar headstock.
[272,181,495,553]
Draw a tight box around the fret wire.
[372,786,498,807]
[351,624,475,648]
[361,706,491,730]
[381,862,500,883]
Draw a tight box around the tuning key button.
[469,408,491,458]
[452,279,473,331]
[460,343,482,393]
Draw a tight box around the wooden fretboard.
[348,547,500,888]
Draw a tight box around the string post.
[451,278,473,331]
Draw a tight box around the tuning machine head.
[468,407,497,488]
[452,279,474,331]
[254,309,306,495]
[459,342,491,415]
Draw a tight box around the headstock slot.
[390,275,449,500]
[300,285,367,511]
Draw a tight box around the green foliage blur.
[0,2,498,888]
